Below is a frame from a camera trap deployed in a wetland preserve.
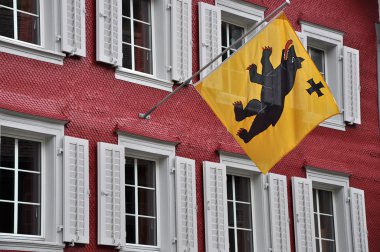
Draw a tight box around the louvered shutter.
[350,188,369,252]
[292,177,316,252]
[343,46,361,124]
[96,0,122,66]
[198,2,221,79]
[296,31,307,50]
[175,157,198,252]
[172,0,192,82]
[97,142,125,246]
[63,136,89,244]
[268,173,291,252]
[203,161,228,252]
[62,0,86,56]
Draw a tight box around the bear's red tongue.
[284,40,293,60]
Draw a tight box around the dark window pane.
[0,7,14,39]
[18,171,40,203]
[17,0,39,14]
[134,47,152,74]
[235,176,250,202]
[227,175,232,200]
[313,189,317,212]
[0,202,14,233]
[18,204,40,235]
[125,186,135,214]
[138,217,156,245]
[138,188,156,217]
[122,0,130,17]
[228,201,234,227]
[18,139,40,172]
[1,136,15,168]
[229,23,244,50]
[0,169,14,201]
[133,0,150,23]
[0,0,13,8]
[137,159,155,188]
[314,214,319,237]
[126,215,136,243]
[315,238,320,252]
[318,190,333,214]
[133,21,151,48]
[122,17,131,43]
[236,203,252,229]
[222,48,228,61]
[237,229,253,252]
[309,47,325,76]
[221,22,227,47]
[319,215,335,239]
[122,44,132,69]
[125,157,134,185]
[17,12,40,45]
[229,228,235,252]
[321,240,335,252]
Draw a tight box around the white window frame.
[0,109,66,252]
[118,133,176,252]
[301,21,345,131]
[306,167,353,252]
[115,0,173,92]
[0,0,65,64]
[219,151,269,252]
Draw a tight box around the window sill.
[115,68,173,92]
[0,37,65,65]
[320,119,345,131]
[0,238,65,252]
[121,244,161,252]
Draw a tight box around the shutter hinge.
[99,12,108,18]
[57,225,63,232]
[116,243,122,250]
[268,248,273,251]
[69,240,75,247]
[264,182,269,190]
[170,167,175,174]
[166,65,172,72]
[57,148,64,156]
[167,3,172,9]
[339,54,344,61]
[346,196,351,203]
[56,35,61,41]
[172,236,177,244]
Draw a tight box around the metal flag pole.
[139,0,291,119]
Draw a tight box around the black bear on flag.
[233,40,304,143]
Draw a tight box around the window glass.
[125,157,157,246]
[227,174,253,251]
[221,21,244,61]
[308,47,325,80]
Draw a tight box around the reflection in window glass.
[221,21,244,61]
[308,47,326,80]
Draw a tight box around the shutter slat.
[96,0,122,66]
[63,136,89,244]
[343,46,361,124]
[62,0,86,56]
[291,177,315,252]
[203,161,228,252]
[97,142,125,246]
[198,2,221,79]
[175,157,198,252]
[172,0,192,82]
[268,173,291,252]
[350,188,369,252]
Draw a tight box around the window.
[0,136,42,237]
[227,174,253,251]
[0,0,86,64]
[300,22,361,128]
[125,157,157,246]
[292,168,369,252]
[98,133,198,251]
[97,0,192,91]
[203,152,290,252]
[199,0,264,77]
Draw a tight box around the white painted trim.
[219,151,260,173]
[216,0,265,22]
[306,166,349,188]
[115,68,173,92]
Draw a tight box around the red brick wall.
[0,0,379,251]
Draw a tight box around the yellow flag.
[195,13,339,174]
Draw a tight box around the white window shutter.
[291,177,316,252]
[63,136,90,244]
[62,0,86,57]
[296,31,307,50]
[97,142,125,247]
[172,0,192,82]
[350,188,369,252]
[268,173,291,252]
[198,2,221,79]
[203,161,228,252]
[343,46,361,124]
[175,157,198,252]
[96,0,122,66]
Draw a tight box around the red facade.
[0,0,379,251]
